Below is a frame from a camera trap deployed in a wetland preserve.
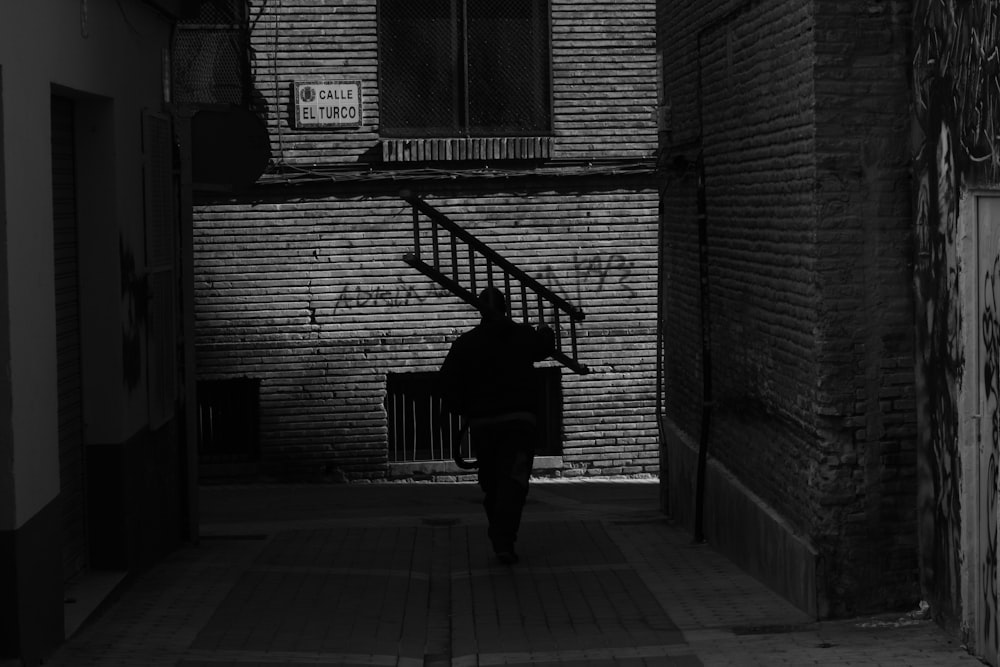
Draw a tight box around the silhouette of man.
[439,286,555,564]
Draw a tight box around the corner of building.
[661,415,826,620]
[0,498,63,665]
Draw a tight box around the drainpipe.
[655,180,668,514]
[693,148,712,544]
[692,6,730,543]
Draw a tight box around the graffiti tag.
[536,251,638,302]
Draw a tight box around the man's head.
[478,287,507,320]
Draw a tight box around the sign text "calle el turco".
[293,81,363,129]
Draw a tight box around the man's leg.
[491,423,536,561]
[488,446,520,557]
[506,447,534,542]
[476,431,505,554]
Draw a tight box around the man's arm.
[438,342,468,414]
[531,324,556,361]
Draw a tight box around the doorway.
[975,193,1000,665]
[51,94,88,583]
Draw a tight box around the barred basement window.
[386,368,562,463]
[378,0,551,138]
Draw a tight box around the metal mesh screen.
[380,0,460,134]
[379,0,551,137]
[467,0,550,134]
[172,0,248,105]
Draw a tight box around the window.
[172,0,249,105]
[386,368,562,463]
[378,0,551,138]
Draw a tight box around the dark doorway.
[51,94,87,582]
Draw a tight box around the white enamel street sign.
[293,81,362,129]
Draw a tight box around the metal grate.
[172,0,249,105]
[386,371,472,463]
[731,624,816,636]
[182,0,243,24]
[378,0,551,137]
[52,94,88,583]
[197,378,260,464]
[386,369,562,463]
[381,136,552,162]
[466,0,550,133]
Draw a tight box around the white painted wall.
[967,190,1000,665]
[0,0,172,529]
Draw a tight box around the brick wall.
[251,1,378,164]
[551,1,658,158]
[812,0,917,614]
[660,0,822,532]
[189,0,662,480]
[659,0,917,616]
[248,0,658,165]
[194,187,660,477]
[660,177,702,437]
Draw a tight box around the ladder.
[401,193,589,374]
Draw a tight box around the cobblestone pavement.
[45,480,979,666]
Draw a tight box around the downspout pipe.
[690,0,755,546]
[693,148,712,544]
[655,179,669,514]
[692,7,729,543]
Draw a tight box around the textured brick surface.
[658,0,917,616]
[194,189,661,479]
[193,0,662,480]
[248,0,658,164]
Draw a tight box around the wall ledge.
[381,136,552,162]
[661,415,826,619]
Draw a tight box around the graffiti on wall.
[982,252,1000,656]
[328,278,436,314]
[321,252,637,316]
[536,251,639,303]
[913,0,1000,642]
[913,113,964,624]
[120,234,146,390]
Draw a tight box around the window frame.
[377,0,554,139]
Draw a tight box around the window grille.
[197,378,261,464]
[378,0,551,138]
[386,368,562,464]
[386,371,471,464]
[172,0,249,105]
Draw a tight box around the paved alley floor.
[46,480,979,666]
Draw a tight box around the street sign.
[293,81,363,129]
